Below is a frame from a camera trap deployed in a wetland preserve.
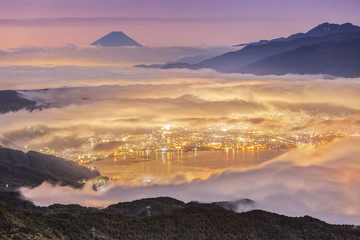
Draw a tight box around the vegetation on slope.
[1,192,359,240]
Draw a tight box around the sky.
[1,0,360,49]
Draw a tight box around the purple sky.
[1,0,360,48]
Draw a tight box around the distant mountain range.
[161,23,360,78]
[91,31,142,47]
[1,192,360,239]
[235,22,360,46]
[0,147,99,189]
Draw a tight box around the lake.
[92,149,285,185]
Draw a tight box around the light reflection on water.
[92,149,285,184]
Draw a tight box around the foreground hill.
[0,147,100,189]
[1,192,359,240]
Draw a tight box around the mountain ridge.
[1,192,360,239]
[161,22,360,77]
[235,22,360,46]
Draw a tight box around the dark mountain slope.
[0,147,100,188]
[190,37,330,72]
[239,38,360,78]
[163,31,360,73]
[0,90,39,114]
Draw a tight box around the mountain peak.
[306,22,360,37]
[91,31,142,47]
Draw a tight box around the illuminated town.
[35,124,349,167]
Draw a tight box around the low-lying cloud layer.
[20,137,360,225]
[0,45,236,67]
[1,60,360,225]
[1,66,360,151]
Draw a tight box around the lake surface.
[92,149,285,184]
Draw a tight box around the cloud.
[245,117,265,124]
[0,66,360,152]
[93,141,125,152]
[288,116,360,133]
[0,62,359,226]
[271,101,360,116]
[20,137,360,225]
[0,45,236,66]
